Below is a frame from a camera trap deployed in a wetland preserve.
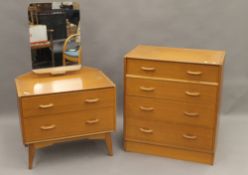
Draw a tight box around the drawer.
[125,118,214,151]
[23,107,115,143]
[21,88,115,118]
[126,77,217,105]
[125,96,216,127]
[126,59,220,83]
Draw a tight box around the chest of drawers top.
[15,67,115,97]
[125,45,225,66]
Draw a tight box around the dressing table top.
[15,67,115,97]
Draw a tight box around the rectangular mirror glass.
[28,2,81,73]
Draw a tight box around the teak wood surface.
[15,67,116,169]
[124,45,225,165]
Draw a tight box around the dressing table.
[15,67,116,169]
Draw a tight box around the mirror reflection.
[28,2,81,69]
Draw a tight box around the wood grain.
[28,144,35,169]
[125,141,214,165]
[22,88,114,118]
[125,96,216,127]
[15,67,116,169]
[15,67,115,97]
[125,118,214,151]
[126,76,218,105]
[23,107,115,143]
[125,45,225,65]
[126,58,220,82]
[124,45,225,164]
[105,133,113,156]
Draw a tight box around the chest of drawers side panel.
[211,64,224,152]
[112,86,117,131]
[123,57,128,150]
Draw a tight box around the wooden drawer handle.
[85,98,100,103]
[40,124,56,130]
[185,91,200,97]
[141,66,156,72]
[85,119,100,124]
[39,103,54,109]
[182,134,197,140]
[187,70,203,76]
[139,128,153,134]
[140,86,155,92]
[140,106,154,111]
[184,111,199,117]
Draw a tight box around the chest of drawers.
[124,45,225,164]
[15,67,116,169]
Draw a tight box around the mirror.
[28,2,81,74]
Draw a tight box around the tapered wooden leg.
[105,133,113,156]
[28,144,35,169]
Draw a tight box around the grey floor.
[0,112,247,175]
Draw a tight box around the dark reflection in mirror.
[28,2,81,69]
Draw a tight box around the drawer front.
[125,96,216,127]
[22,88,115,118]
[126,59,220,82]
[23,107,115,143]
[126,77,217,105]
[125,118,214,151]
